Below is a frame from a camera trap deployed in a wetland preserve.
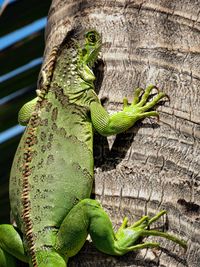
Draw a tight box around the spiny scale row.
[20,46,59,267]
[22,117,38,266]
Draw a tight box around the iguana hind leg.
[0,224,28,266]
[56,199,186,258]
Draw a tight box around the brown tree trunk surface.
[43,0,200,266]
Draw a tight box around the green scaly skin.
[0,30,186,267]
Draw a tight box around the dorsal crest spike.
[21,44,59,267]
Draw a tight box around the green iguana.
[0,29,186,267]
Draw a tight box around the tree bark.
[43,0,200,266]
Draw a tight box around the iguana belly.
[9,90,94,250]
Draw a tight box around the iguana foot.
[114,210,187,255]
[122,84,168,121]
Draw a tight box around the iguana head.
[52,29,102,89]
[81,30,101,68]
[75,30,102,85]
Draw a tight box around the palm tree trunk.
[43,0,200,266]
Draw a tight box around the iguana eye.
[86,32,96,44]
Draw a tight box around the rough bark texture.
[43,0,200,266]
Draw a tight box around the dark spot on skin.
[60,127,66,137]
[32,118,40,128]
[52,86,69,107]
[73,162,81,171]
[42,206,54,210]
[40,132,47,141]
[34,215,42,223]
[30,184,34,190]
[73,197,79,206]
[83,168,93,181]
[37,174,46,182]
[48,133,54,142]
[33,175,39,183]
[30,166,35,172]
[68,134,79,144]
[36,117,41,126]
[47,155,54,165]
[12,176,16,183]
[38,159,44,169]
[52,123,58,131]
[51,107,58,121]
[47,142,52,150]
[17,155,21,166]
[30,135,38,145]
[60,95,69,107]
[40,119,48,126]
[41,145,46,153]
[46,102,53,112]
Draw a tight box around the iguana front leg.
[18,70,49,125]
[0,224,28,267]
[90,85,166,136]
[18,97,38,126]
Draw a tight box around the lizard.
[0,29,186,267]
